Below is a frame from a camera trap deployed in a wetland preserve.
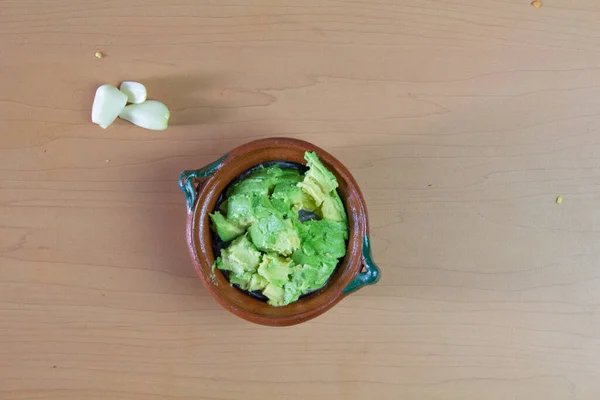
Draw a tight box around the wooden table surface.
[2,0,600,399]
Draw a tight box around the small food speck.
[531,0,541,8]
[51,365,57,368]
[105,159,111,163]
[556,195,563,204]
[95,51,104,59]
[209,272,219,286]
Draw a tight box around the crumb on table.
[556,195,563,204]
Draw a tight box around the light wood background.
[2,0,600,399]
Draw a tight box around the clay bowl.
[179,138,380,326]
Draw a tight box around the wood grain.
[2,0,600,398]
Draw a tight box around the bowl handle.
[179,154,228,211]
[342,234,381,294]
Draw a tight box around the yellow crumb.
[556,195,563,205]
[94,51,104,59]
[531,0,541,8]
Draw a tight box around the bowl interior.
[211,160,345,302]
[189,139,367,325]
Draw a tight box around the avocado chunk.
[210,211,244,242]
[291,246,322,268]
[248,215,300,256]
[216,234,262,277]
[248,273,269,291]
[318,190,347,224]
[283,281,304,305]
[291,219,346,291]
[250,166,303,186]
[263,283,285,306]
[283,264,316,304]
[226,193,257,228]
[313,258,338,289]
[257,254,292,286]
[272,182,317,215]
[247,198,301,256]
[301,220,348,260]
[230,271,269,292]
[228,271,253,290]
[298,151,338,206]
[271,169,304,187]
[227,175,271,197]
[291,252,338,290]
[227,166,303,197]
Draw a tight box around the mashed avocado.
[211,152,348,306]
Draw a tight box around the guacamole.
[210,152,348,306]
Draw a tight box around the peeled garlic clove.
[119,100,170,131]
[119,81,147,104]
[91,84,128,129]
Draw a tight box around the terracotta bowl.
[179,138,380,326]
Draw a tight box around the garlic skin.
[118,100,170,131]
[91,84,128,129]
[119,81,147,104]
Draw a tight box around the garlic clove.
[118,100,170,131]
[119,81,147,104]
[91,84,128,129]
